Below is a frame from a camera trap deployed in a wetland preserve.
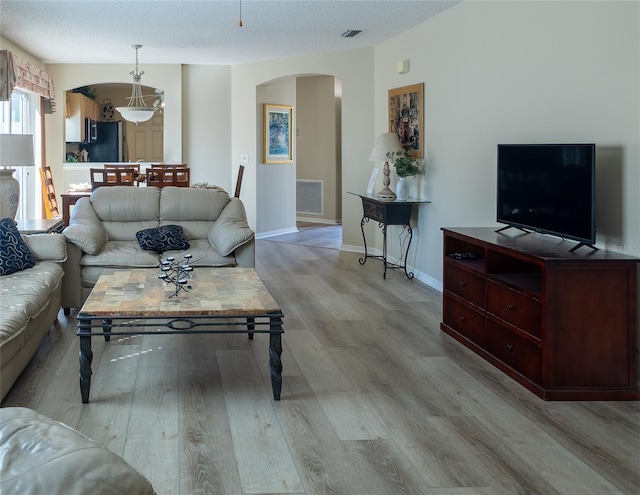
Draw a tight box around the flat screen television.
[496,143,596,250]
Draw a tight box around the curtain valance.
[0,49,56,113]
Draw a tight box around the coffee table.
[77,267,284,403]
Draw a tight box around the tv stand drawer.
[486,319,541,383]
[443,294,485,347]
[486,280,540,338]
[444,263,485,308]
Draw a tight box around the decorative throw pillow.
[136,224,190,253]
[0,218,36,276]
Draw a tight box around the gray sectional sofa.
[61,186,255,310]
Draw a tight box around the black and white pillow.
[136,225,190,253]
[0,218,36,275]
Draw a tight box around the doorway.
[256,74,342,248]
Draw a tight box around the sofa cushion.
[160,187,229,222]
[208,198,255,256]
[0,261,64,357]
[23,234,67,262]
[136,224,190,253]
[79,241,160,268]
[0,219,36,276]
[163,238,236,267]
[90,186,161,242]
[91,186,161,223]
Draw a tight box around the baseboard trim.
[296,216,341,225]
[255,227,299,240]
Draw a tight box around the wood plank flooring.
[2,223,639,494]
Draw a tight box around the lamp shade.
[0,134,35,168]
[369,132,403,161]
[116,107,155,124]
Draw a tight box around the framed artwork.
[263,103,293,164]
[388,83,424,158]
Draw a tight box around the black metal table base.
[78,312,284,403]
[358,216,415,279]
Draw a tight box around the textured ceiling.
[1,0,460,65]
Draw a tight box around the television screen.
[497,144,596,246]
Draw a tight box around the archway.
[63,83,164,164]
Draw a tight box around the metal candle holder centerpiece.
[158,254,193,297]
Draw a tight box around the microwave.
[85,118,98,143]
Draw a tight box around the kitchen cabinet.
[441,227,639,400]
[65,93,100,143]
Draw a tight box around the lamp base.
[0,169,19,220]
[376,186,396,200]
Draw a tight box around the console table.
[349,193,430,279]
[441,227,639,400]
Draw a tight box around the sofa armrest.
[61,242,83,310]
[234,238,255,267]
[208,198,255,256]
[62,197,108,255]
[23,233,67,262]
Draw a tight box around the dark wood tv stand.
[441,227,639,400]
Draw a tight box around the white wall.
[373,0,640,287]
[182,65,231,186]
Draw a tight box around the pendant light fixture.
[116,45,156,124]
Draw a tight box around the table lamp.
[369,132,403,199]
[0,134,35,220]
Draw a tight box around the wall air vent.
[341,30,362,38]
[296,180,323,215]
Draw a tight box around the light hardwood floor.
[2,224,639,494]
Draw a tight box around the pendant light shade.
[116,45,156,124]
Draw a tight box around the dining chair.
[150,163,188,169]
[39,166,60,219]
[90,168,137,189]
[103,163,141,184]
[234,164,244,198]
[146,168,190,187]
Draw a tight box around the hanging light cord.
[239,0,243,27]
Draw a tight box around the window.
[1,89,38,220]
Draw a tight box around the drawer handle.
[458,316,466,322]
[506,304,515,310]
[459,281,467,287]
[507,344,515,352]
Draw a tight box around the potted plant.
[386,149,422,200]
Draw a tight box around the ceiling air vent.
[341,30,362,38]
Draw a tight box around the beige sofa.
[0,233,67,401]
[61,186,255,310]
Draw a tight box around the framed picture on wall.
[263,103,293,164]
[388,83,424,158]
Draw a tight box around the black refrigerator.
[84,121,123,162]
